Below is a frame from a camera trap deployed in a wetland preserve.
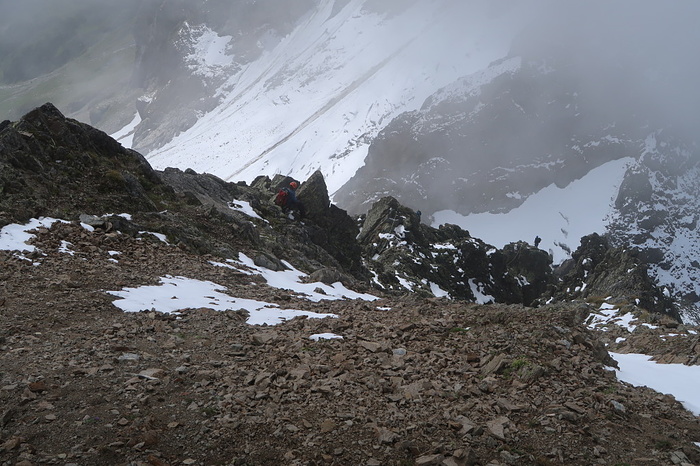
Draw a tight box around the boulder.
[500,241,553,305]
[297,169,330,220]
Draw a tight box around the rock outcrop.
[355,196,554,305]
[547,233,680,320]
[0,103,166,225]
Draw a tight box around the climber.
[284,181,306,219]
[534,235,542,248]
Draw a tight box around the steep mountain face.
[130,0,317,152]
[333,54,638,216]
[608,134,700,323]
[132,0,315,90]
[137,0,518,190]
[334,15,698,217]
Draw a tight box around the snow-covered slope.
[432,157,633,265]
[142,0,523,192]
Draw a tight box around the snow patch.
[182,25,233,78]
[0,218,70,261]
[107,275,336,326]
[468,279,493,304]
[228,200,265,221]
[309,333,343,341]
[613,352,700,416]
[110,112,141,149]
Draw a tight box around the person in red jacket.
[284,181,306,219]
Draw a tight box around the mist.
[0,0,141,84]
[513,0,700,139]
[2,0,699,155]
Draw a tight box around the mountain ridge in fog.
[1,0,699,322]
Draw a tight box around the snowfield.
[432,158,633,264]
[141,0,524,194]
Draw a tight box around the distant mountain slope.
[139,0,521,190]
[334,0,700,217]
[0,0,142,129]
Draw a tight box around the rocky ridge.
[1,104,700,465]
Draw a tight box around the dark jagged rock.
[296,169,330,221]
[251,174,272,191]
[308,267,356,286]
[500,241,553,306]
[252,252,287,271]
[270,174,297,194]
[296,170,367,277]
[357,196,423,246]
[548,233,680,321]
[159,167,250,217]
[0,103,166,224]
[357,196,554,305]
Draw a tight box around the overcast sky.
[517,0,700,136]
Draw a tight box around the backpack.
[274,188,289,207]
